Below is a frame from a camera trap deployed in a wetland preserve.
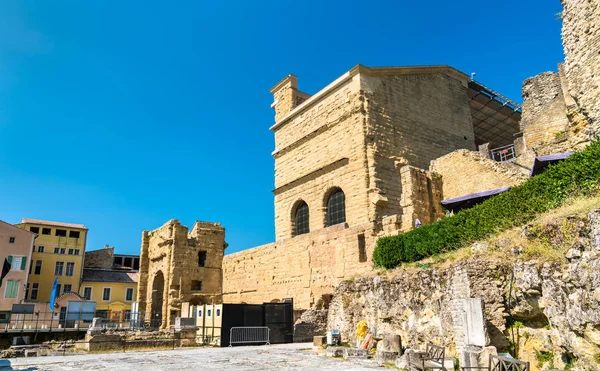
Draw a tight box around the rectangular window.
[56,284,61,296]
[207,309,212,317]
[38,246,44,253]
[216,309,221,317]
[34,260,42,275]
[54,262,64,276]
[63,284,72,294]
[30,227,39,233]
[24,283,30,300]
[124,310,131,321]
[4,280,19,298]
[66,262,75,277]
[126,287,134,301]
[83,287,92,300]
[29,260,33,274]
[198,251,207,267]
[69,231,80,238]
[68,249,74,255]
[74,249,80,256]
[54,247,60,254]
[95,310,109,319]
[42,228,51,235]
[31,283,39,300]
[60,248,66,254]
[9,256,25,271]
[9,237,15,243]
[55,229,67,237]
[191,280,202,291]
[102,288,111,301]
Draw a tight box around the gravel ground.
[0,343,382,370]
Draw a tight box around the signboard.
[66,301,96,321]
[11,304,34,314]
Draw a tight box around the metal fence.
[490,144,516,162]
[4,311,163,333]
[229,326,270,347]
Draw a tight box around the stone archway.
[150,271,165,328]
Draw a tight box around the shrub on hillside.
[373,140,600,269]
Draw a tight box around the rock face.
[327,209,600,371]
[293,309,328,342]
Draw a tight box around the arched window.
[293,201,310,236]
[326,188,346,226]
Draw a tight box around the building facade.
[15,219,88,303]
[138,220,226,329]
[81,269,138,321]
[0,220,36,323]
[222,65,521,309]
[82,246,139,320]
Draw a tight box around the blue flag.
[49,278,58,311]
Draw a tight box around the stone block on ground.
[376,350,399,366]
[325,346,344,357]
[378,333,402,354]
[343,347,368,360]
[313,336,326,347]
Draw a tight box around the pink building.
[0,220,36,323]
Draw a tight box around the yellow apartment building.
[81,268,138,321]
[15,219,88,303]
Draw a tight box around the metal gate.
[229,326,270,346]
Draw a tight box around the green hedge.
[373,140,600,269]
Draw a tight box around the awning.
[529,152,573,177]
[441,187,511,213]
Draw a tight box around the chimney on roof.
[104,244,109,249]
[269,74,311,122]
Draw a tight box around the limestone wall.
[222,223,378,309]
[562,0,600,134]
[520,72,571,149]
[362,72,476,221]
[272,74,369,240]
[430,150,527,200]
[138,220,225,329]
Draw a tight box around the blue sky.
[0,1,565,255]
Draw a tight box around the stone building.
[222,65,521,310]
[137,220,225,329]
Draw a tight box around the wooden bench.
[408,344,447,371]
[461,355,530,371]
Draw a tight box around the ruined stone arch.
[150,270,165,328]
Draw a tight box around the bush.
[373,140,600,269]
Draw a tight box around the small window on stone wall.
[198,251,207,267]
[358,233,367,263]
[326,188,346,226]
[292,201,309,237]
[191,280,203,291]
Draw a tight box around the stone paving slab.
[1,343,380,370]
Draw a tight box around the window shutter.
[21,258,26,270]
[7,256,12,264]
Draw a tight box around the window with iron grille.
[326,189,346,226]
[293,201,310,236]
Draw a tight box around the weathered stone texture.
[138,220,225,329]
[521,72,570,149]
[430,150,527,200]
[326,210,600,370]
[84,246,114,268]
[562,0,600,134]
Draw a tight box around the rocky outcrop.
[327,209,600,370]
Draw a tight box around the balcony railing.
[490,144,516,162]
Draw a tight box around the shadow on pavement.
[0,359,38,370]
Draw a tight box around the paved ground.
[0,343,382,370]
